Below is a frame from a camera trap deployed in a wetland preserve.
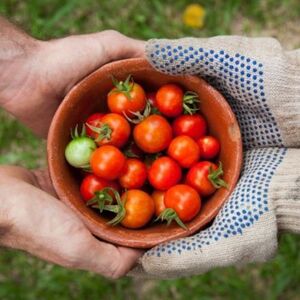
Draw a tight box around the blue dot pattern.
[146,148,286,257]
[150,44,284,150]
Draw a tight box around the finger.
[43,31,145,97]
[77,235,143,279]
[0,166,57,198]
[31,169,58,197]
[99,30,145,62]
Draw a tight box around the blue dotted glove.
[131,37,300,278]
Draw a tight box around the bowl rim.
[47,58,243,248]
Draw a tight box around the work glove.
[131,36,300,278]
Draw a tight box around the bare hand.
[0,166,142,279]
[1,25,145,137]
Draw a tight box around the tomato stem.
[86,187,115,212]
[156,208,188,230]
[71,124,87,139]
[110,75,134,100]
[103,205,121,214]
[208,162,229,189]
[183,91,200,115]
[86,187,126,226]
[104,189,126,226]
[86,123,112,143]
[123,101,152,124]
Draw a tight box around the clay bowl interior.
[48,58,242,249]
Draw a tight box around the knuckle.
[101,29,121,38]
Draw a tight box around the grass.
[0,0,300,299]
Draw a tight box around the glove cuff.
[270,149,300,233]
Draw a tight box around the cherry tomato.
[164,184,201,222]
[172,114,207,140]
[90,113,130,148]
[156,84,183,117]
[148,156,182,190]
[90,145,126,180]
[152,190,166,217]
[65,137,96,168]
[107,76,146,117]
[80,174,119,201]
[186,161,225,197]
[121,190,155,229]
[197,136,220,159]
[133,115,172,153]
[85,113,105,139]
[119,159,147,189]
[167,135,200,168]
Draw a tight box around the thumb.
[36,31,145,97]
[48,30,145,75]
[99,30,145,62]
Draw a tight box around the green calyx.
[111,74,134,100]
[86,123,112,143]
[123,101,152,124]
[105,189,126,226]
[156,208,187,230]
[183,91,200,115]
[87,187,126,226]
[86,187,116,212]
[208,162,229,189]
[71,124,87,139]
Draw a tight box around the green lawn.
[0,0,300,299]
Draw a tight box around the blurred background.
[0,0,300,299]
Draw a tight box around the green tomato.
[65,137,96,168]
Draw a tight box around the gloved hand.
[131,36,300,279]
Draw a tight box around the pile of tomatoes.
[65,75,227,230]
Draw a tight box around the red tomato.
[172,115,207,140]
[186,161,226,197]
[90,145,126,180]
[167,135,200,168]
[197,136,220,159]
[156,84,183,117]
[107,76,146,117]
[121,190,155,229]
[80,174,119,201]
[164,184,201,222]
[119,159,147,189]
[133,115,172,153]
[152,190,166,217]
[85,113,105,139]
[148,156,182,190]
[92,113,130,148]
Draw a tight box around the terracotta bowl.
[47,58,242,249]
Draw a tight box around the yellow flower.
[183,3,206,29]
